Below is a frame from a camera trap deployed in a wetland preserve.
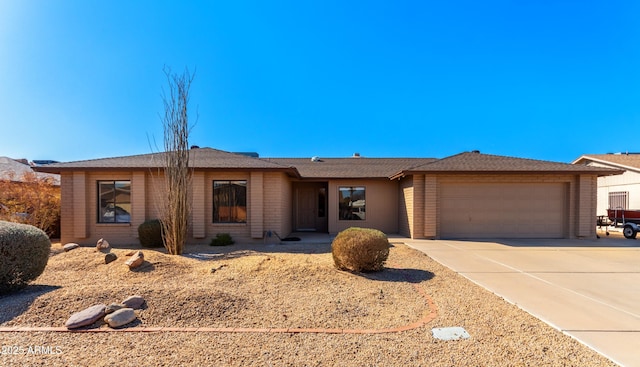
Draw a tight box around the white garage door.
[440,183,567,238]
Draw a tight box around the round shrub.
[138,219,164,248]
[0,221,51,294]
[209,233,234,246]
[331,227,389,272]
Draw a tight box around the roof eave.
[33,166,302,178]
[391,169,624,178]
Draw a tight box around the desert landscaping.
[0,240,616,366]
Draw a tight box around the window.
[98,181,131,223]
[609,191,629,210]
[318,187,326,217]
[339,186,365,220]
[213,181,247,223]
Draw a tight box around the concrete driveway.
[403,237,640,367]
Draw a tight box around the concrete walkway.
[403,237,640,367]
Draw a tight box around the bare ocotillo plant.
[160,67,194,255]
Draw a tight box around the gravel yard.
[0,241,616,366]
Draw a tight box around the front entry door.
[294,183,328,232]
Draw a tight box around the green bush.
[209,233,234,246]
[331,227,389,272]
[0,221,51,294]
[138,219,164,248]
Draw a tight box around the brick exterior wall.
[263,172,291,238]
[250,172,264,238]
[72,171,87,239]
[59,173,74,243]
[191,171,206,238]
[424,175,438,238]
[206,172,251,244]
[398,177,413,237]
[412,175,425,239]
[327,179,399,235]
[130,172,146,238]
[58,168,599,245]
[577,175,597,237]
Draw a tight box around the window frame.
[212,180,248,224]
[97,180,132,224]
[338,186,366,221]
[609,191,629,210]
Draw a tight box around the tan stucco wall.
[327,179,399,235]
[404,173,598,240]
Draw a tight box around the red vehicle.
[607,208,640,238]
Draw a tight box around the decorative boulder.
[122,295,145,309]
[96,238,110,251]
[63,243,80,252]
[105,303,126,314]
[105,253,117,264]
[104,308,136,328]
[65,304,106,329]
[124,251,144,269]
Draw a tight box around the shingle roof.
[573,154,640,172]
[267,158,437,178]
[33,148,621,179]
[390,151,622,179]
[33,148,300,177]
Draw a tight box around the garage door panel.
[440,183,566,238]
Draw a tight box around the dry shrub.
[0,172,60,237]
[0,221,51,294]
[138,219,164,248]
[331,227,389,272]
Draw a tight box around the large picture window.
[339,186,365,220]
[213,180,247,223]
[98,180,131,223]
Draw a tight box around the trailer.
[606,208,640,239]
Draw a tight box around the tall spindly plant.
[160,67,194,255]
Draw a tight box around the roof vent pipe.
[471,150,480,153]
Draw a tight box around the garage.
[440,182,567,238]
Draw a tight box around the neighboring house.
[0,156,60,185]
[573,153,640,216]
[33,148,619,245]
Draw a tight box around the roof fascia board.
[33,166,301,178]
[391,169,623,178]
[572,155,640,174]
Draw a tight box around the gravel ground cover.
[0,241,616,366]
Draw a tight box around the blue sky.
[1,1,639,163]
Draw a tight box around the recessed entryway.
[293,182,328,232]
